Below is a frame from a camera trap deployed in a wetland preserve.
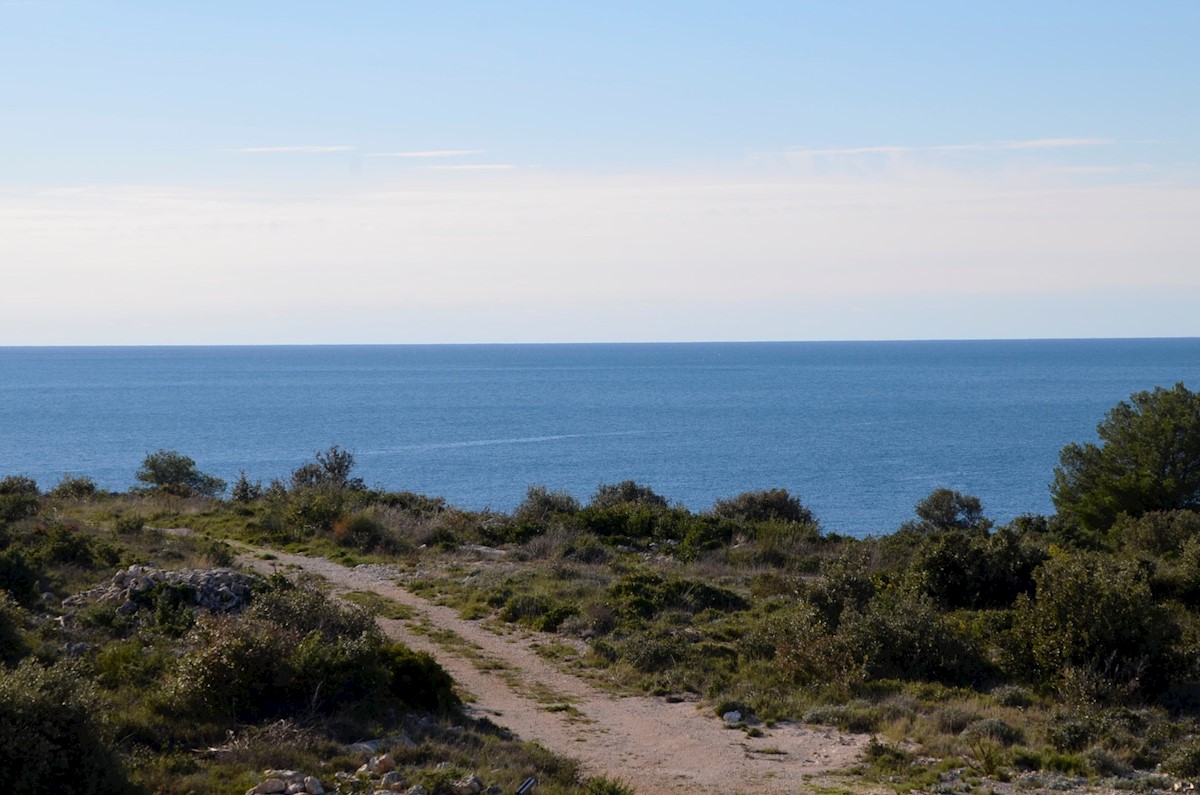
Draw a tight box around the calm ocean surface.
[1,340,1198,536]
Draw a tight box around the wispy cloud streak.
[423,164,516,171]
[235,145,354,154]
[783,138,1111,157]
[366,149,484,158]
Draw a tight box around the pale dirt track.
[241,550,865,795]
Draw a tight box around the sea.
[1,339,1198,537]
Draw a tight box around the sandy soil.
[240,549,866,795]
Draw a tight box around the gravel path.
[241,550,866,795]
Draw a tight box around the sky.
[2,1,1198,344]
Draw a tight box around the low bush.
[607,571,748,619]
[837,594,990,686]
[711,488,816,525]
[48,474,98,501]
[1010,551,1180,697]
[332,512,387,551]
[1163,740,1200,777]
[173,586,457,725]
[0,475,39,524]
[0,660,131,794]
[0,548,39,604]
[0,594,28,666]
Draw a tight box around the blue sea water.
[1,339,1198,536]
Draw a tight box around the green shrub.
[962,717,1023,746]
[0,594,28,666]
[907,527,1044,609]
[93,639,171,689]
[1010,551,1180,696]
[590,480,668,510]
[806,547,876,629]
[1010,746,1043,771]
[1114,510,1200,555]
[289,445,365,492]
[175,584,457,723]
[837,594,990,685]
[230,471,263,503]
[202,539,235,567]
[1163,740,1200,777]
[607,571,748,619]
[332,512,387,551]
[246,585,377,641]
[711,488,815,524]
[864,736,915,774]
[0,660,131,794]
[513,485,580,526]
[114,514,146,534]
[48,474,98,501]
[910,488,990,532]
[991,684,1034,707]
[135,450,225,497]
[0,548,39,605]
[932,704,981,734]
[1085,746,1131,777]
[172,617,295,722]
[31,523,118,568]
[382,642,458,712]
[0,475,39,524]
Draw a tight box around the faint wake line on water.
[361,430,652,454]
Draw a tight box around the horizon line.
[2,335,1198,349]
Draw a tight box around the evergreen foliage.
[1052,382,1200,532]
[135,450,225,497]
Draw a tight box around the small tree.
[911,488,989,532]
[514,485,581,525]
[1053,383,1200,532]
[135,450,225,498]
[590,480,668,510]
[712,488,816,524]
[290,445,364,492]
[230,471,263,503]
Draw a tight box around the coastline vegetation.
[3,383,1200,793]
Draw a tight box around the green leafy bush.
[0,660,131,794]
[837,593,990,685]
[0,475,39,524]
[590,480,668,510]
[332,512,387,551]
[1163,740,1200,777]
[48,474,98,501]
[0,594,28,666]
[513,485,580,527]
[1114,509,1200,555]
[907,527,1044,609]
[1010,551,1180,696]
[711,488,815,524]
[607,571,747,619]
[0,548,38,604]
[174,586,456,723]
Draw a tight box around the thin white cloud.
[365,149,485,158]
[782,138,1111,157]
[1052,165,1149,175]
[423,164,516,171]
[235,145,354,154]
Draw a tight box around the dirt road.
[241,550,865,795]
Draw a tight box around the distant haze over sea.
[2,339,1198,537]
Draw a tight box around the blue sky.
[2,1,1198,343]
